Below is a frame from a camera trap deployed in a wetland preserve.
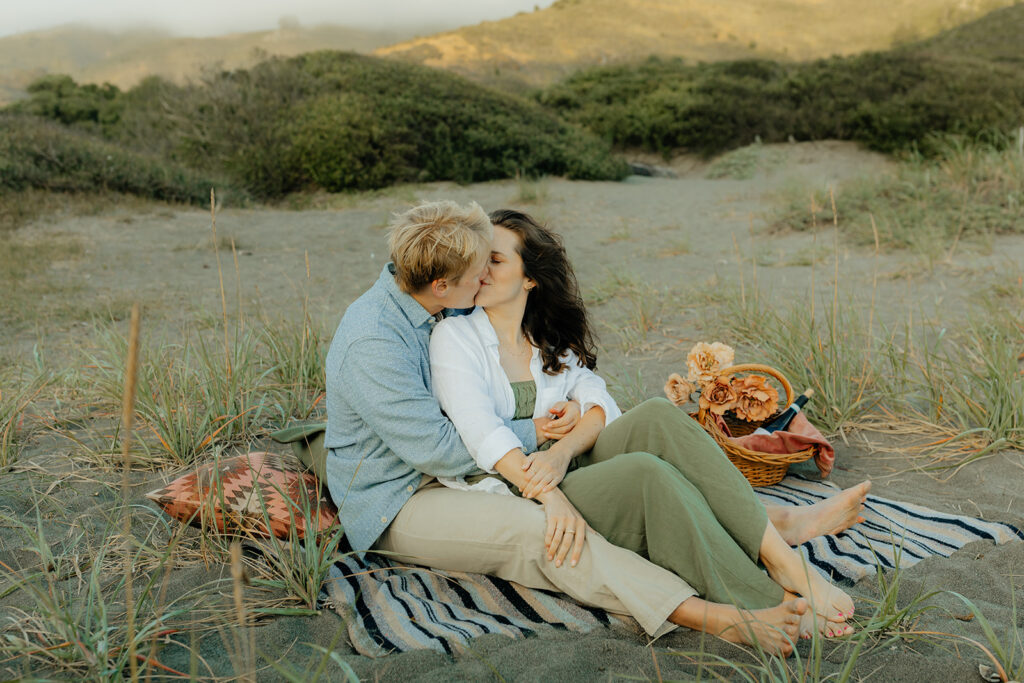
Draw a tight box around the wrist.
[548,441,577,462]
[535,487,563,505]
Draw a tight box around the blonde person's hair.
[388,200,492,293]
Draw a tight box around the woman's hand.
[542,400,581,441]
[521,446,571,498]
[536,488,587,567]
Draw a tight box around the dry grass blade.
[120,302,141,682]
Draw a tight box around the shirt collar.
[380,263,437,329]
[467,306,498,346]
[467,307,539,359]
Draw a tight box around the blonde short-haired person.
[325,201,868,654]
[426,209,873,647]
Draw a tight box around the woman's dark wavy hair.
[488,209,597,375]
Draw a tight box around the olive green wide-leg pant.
[559,397,785,609]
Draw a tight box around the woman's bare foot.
[768,481,872,546]
[760,526,856,623]
[785,592,856,638]
[765,558,855,623]
[671,597,807,657]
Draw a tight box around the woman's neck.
[484,302,529,349]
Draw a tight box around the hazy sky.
[0,1,557,38]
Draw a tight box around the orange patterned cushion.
[146,451,339,540]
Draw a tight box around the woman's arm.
[520,406,605,498]
[429,321,526,472]
[562,355,622,426]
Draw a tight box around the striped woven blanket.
[323,475,1022,657]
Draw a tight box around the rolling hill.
[375,0,1020,86]
[0,23,435,105]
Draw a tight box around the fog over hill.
[0,22,439,105]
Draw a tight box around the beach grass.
[770,136,1024,260]
[0,376,43,470]
[0,507,205,679]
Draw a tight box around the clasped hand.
[520,447,571,498]
[523,401,580,498]
[540,400,580,441]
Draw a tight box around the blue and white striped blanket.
[324,475,1022,657]
[755,476,1023,584]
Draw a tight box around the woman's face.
[474,226,533,310]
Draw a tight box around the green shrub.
[117,52,628,198]
[8,53,627,200]
[9,74,125,136]
[540,37,1024,157]
[0,114,237,205]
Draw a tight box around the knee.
[638,397,677,418]
[615,452,674,488]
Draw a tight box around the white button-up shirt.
[429,307,621,475]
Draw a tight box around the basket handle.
[696,363,795,422]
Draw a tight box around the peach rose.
[663,373,695,406]
[686,342,735,384]
[698,376,738,415]
[732,374,780,423]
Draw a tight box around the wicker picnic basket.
[691,363,817,487]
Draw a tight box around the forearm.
[492,447,534,492]
[552,406,605,459]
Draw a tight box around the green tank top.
[510,380,557,454]
[510,380,537,420]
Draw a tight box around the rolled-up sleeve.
[563,354,622,425]
[430,322,524,472]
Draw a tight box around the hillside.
[913,1,1024,63]
[0,23,433,106]
[375,0,1020,86]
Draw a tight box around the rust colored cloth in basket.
[716,413,835,478]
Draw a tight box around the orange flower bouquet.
[663,341,780,423]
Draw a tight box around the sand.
[2,140,1022,681]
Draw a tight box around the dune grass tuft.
[770,135,1024,258]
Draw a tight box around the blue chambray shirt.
[324,264,538,553]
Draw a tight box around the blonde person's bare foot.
[768,481,872,547]
[671,597,807,657]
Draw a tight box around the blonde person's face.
[444,251,489,309]
[475,226,533,309]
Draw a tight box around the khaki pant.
[375,481,696,637]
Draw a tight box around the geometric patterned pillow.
[145,451,339,540]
